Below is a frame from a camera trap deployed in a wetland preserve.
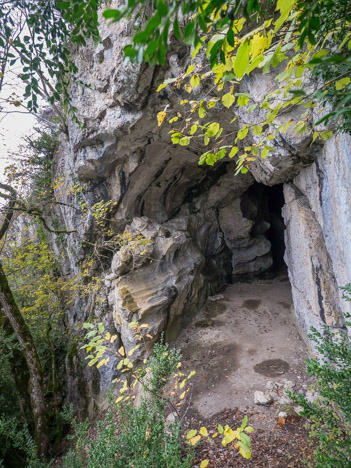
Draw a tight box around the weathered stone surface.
[47,6,351,413]
[293,133,351,316]
[254,390,273,406]
[283,182,343,340]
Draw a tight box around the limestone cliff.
[49,10,351,413]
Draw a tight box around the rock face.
[50,9,351,412]
[283,133,351,338]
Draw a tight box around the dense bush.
[290,285,351,467]
[61,339,193,468]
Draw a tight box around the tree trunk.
[0,312,32,425]
[0,262,49,455]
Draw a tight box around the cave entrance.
[240,182,287,278]
[265,184,287,275]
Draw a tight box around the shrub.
[61,339,193,468]
[290,285,351,468]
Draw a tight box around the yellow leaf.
[180,391,186,399]
[208,98,219,108]
[199,426,208,437]
[238,441,252,459]
[186,429,197,439]
[115,396,123,404]
[222,93,235,108]
[128,345,140,356]
[118,346,125,357]
[185,65,195,76]
[179,379,187,389]
[189,435,201,446]
[156,83,167,92]
[185,84,192,93]
[250,33,267,59]
[105,332,111,340]
[110,334,118,343]
[190,74,200,88]
[335,77,350,90]
[157,111,167,126]
[200,460,209,468]
[212,432,218,438]
[180,99,188,105]
[198,105,206,118]
[320,130,333,140]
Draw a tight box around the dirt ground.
[174,276,317,467]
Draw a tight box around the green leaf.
[198,105,206,118]
[189,124,198,135]
[179,136,191,146]
[184,21,195,40]
[88,357,98,367]
[174,18,182,40]
[171,133,182,144]
[320,131,333,140]
[335,77,351,91]
[294,121,307,134]
[237,94,250,106]
[229,146,239,158]
[56,1,70,9]
[240,432,251,447]
[83,322,94,329]
[234,40,250,79]
[206,122,220,137]
[245,426,255,433]
[206,153,216,165]
[157,0,168,17]
[237,127,249,140]
[261,145,275,158]
[217,148,226,159]
[218,424,224,434]
[240,415,248,429]
[253,125,262,135]
[238,440,251,459]
[146,14,161,35]
[222,93,235,108]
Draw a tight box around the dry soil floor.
[174,275,317,467]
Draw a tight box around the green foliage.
[0,0,100,124]
[289,284,351,468]
[82,321,254,463]
[105,0,351,174]
[103,0,271,65]
[61,339,194,468]
[0,417,48,468]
